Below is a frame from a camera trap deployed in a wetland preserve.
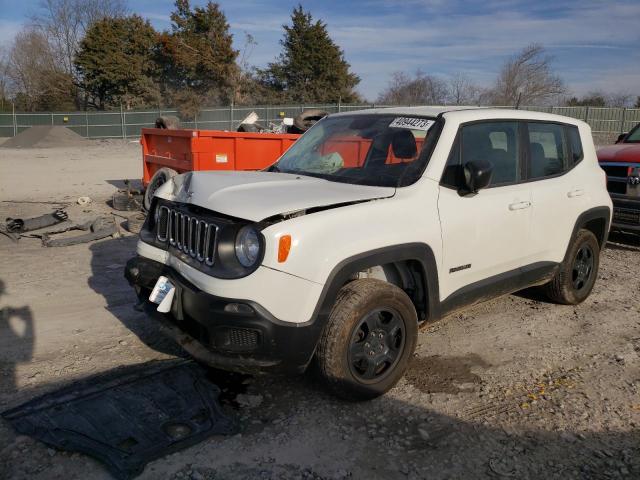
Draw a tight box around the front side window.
[442,121,520,188]
[528,122,567,179]
[271,114,439,187]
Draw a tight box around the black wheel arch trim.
[568,206,611,252]
[307,243,441,328]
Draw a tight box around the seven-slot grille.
[156,205,219,265]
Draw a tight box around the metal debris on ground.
[36,216,118,246]
[1,359,237,480]
[5,209,68,233]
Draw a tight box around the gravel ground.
[0,143,639,480]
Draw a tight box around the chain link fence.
[1,104,638,145]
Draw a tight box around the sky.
[0,0,638,101]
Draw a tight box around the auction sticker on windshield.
[389,117,434,131]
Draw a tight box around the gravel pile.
[1,126,86,148]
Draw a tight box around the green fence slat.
[1,105,638,140]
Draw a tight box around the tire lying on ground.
[291,109,329,133]
[126,213,147,235]
[144,167,178,211]
[154,116,181,129]
[112,191,142,211]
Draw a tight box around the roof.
[333,105,587,127]
[334,105,475,117]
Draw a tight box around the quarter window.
[527,123,567,179]
[566,126,583,163]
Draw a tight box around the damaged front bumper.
[124,256,322,374]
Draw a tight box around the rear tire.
[144,167,178,211]
[315,279,418,401]
[544,229,600,304]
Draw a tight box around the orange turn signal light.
[278,235,292,263]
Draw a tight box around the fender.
[307,243,441,328]
[569,206,611,252]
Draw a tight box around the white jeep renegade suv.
[126,107,612,400]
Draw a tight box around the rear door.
[526,122,589,264]
[437,121,532,300]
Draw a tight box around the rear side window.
[442,122,520,188]
[527,123,567,179]
[566,126,583,164]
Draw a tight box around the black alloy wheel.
[348,308,406,383]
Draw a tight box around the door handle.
[508,201,531,211]
[567,189,584,198]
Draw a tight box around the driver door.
[437,121,532,300]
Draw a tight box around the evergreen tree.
[157,0,238,116]
[258,5,360,103]
[75,15,159,109]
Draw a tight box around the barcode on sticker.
[389,117,434,131]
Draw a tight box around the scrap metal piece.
[41,216,117,247]
[1,360,237,480]
[5,209,68,233]
[0,226,20,242]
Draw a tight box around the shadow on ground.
[17,235,623,478]
[1,353,638,479]
[87,236,181,358]
[0,279,35,400]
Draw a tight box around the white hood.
[155,171,395,221]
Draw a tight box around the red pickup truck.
[597,123,640,233]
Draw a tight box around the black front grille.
[602,165,629,178]
[156,205,219,266]
[613,208,640,226]
[607,180,627,195]
[214,327,260,352]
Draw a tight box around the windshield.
[624,124,640,143]
[270,114,440,187]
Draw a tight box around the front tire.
[544,229,600,304]
[315,279,418,401]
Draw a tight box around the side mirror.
[463,160,493,194]
[615,133,627,144]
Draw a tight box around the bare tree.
[7,28,74,111]
[447,73,481,105]
[607,92,633,108]
[378,70,448,105]
[0,47,11,110]
[31,0,128,107]
[489,44,566,106]
[231,32,257,105]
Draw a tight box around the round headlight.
[235,226,261,267]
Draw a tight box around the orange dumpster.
[141,128,300,186]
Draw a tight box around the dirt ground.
[0,141,639,480]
